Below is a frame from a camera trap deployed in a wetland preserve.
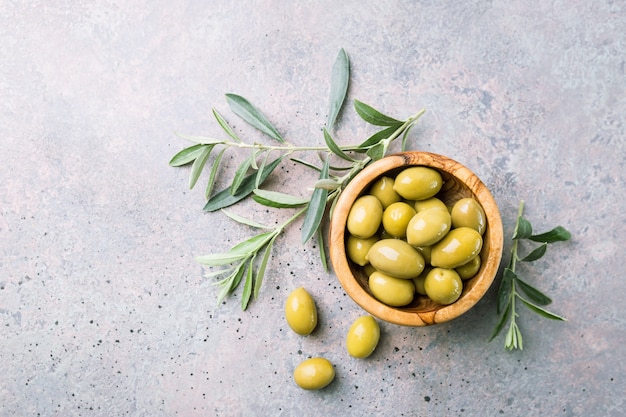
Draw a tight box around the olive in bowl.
[329,152,503,326]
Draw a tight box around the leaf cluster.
[169,48,425,309]
[490,200,571,350]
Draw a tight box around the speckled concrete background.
[1,1,624,416]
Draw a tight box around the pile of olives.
[345,166,487,307]
[285,287,381,390]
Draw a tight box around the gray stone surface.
[1,1,624,416]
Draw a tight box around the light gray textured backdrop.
[1,1,624,416]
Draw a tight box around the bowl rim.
[329,151,504,326]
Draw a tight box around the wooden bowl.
[329,152,504,326]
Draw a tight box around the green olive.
[382,202,416,238]
[285,287,317,335]
[451,198,487,235]
[414,197,447,213]
[414,246,432,264]
[369,176,401,208]
[424,268,463,305]
[431,227,483,269]
[412,266,432,295]
[293,357,335,390]
[392,167,443,201]
[363,263,377,277]
[406,207,452,247]
[346,315,380,358]
[369,271,415,306]
[366,239,425,279]
[347,195,383,239]
[455,255,481,280]
[346,235,378,266]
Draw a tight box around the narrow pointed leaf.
[231,155,253,195]
[228,232,275,255]
[401,122,415,152]
[169,144,206,167]
[513,216,533,239]
[225,93,285,143]
[212,108,241,142]
[203,267,235,279]
[196,252,246,266]
[314,178,341,190]
[189,145,213,189]
[229,261,248,292]
[302,158,330,244]
[354,99,402,126]
[206,148,226,200]
[520,242,547,262]
[174,132,225,145]
[515,326,524,350]
[317,227,328,272]
[489,303,511,341]
[358,124,402,149]
[327,48,350,129]
[254,235,277,299]
[252,189,309,208]
[290,157,321,173]
[497,268,515,314]
[221,209,270,229]
[255,151,271,188]
[241,258,254,310]
[516,277,552,305]
[519,297,567,321]
[529,226,572,243]
[324,128,355,161]
[505,323,515,349]
[366,141,386,161]
[203,156,283,211]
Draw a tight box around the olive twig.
[489,200,571,350]
[172,48,426,309]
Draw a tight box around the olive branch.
[170,49,425,309]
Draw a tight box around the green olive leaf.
[489,303,511,342]
[519,297,567,321]
[317,227,328,272]
[206,148,226,200]
[252,189,309,208]
[513,216,533,239]
[401,122,415,152]
[174,132,226,145]
[354,99,402,126]
[302,158,330,244]
[314,178,341,190]
[169,143,207,167]
[290,157,321,173]
[529,226,572,243]
[224,261,248,299]
[520,242,547,262]
[203,156,283,212]
[212,108,241,142]
[231,155,254,195]
[241,258,255,310]
[516,276,552,306]
[497,268,515,314]
[189,145,214,189]
[196,252,246,267]
[225,93,285,143]
[221,209,270,229]
[254,235,277,299]
[366,141,386,161]
[228,232,275,256]
[324,128,356,162]
[327,48,349,129]
[358,124,402,149]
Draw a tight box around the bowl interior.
[329,152,503,326]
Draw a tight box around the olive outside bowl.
[329,151,504,326]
